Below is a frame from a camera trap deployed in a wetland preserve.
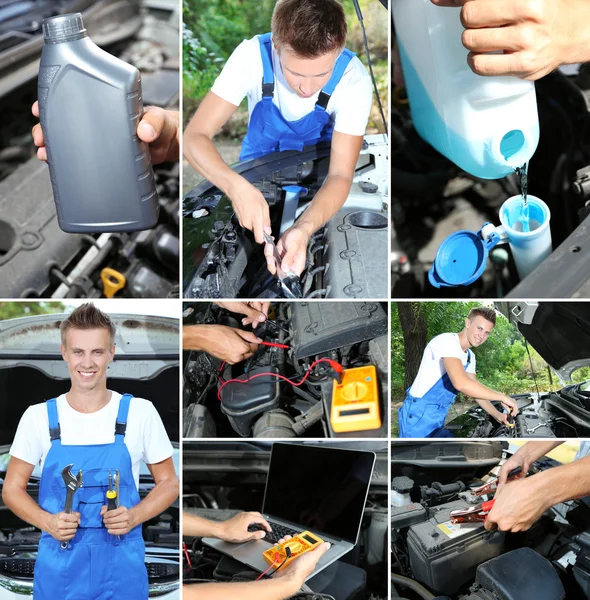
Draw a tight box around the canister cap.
[428,225,501,288]
[42,13,87,43]
[392,476,414,494]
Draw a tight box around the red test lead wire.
[260,341,290,349]
[217,358,343,401]
[257,551,281,580]
[183,542,193,568]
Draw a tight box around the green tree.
[572,367,590,384]
[0,302,65,320]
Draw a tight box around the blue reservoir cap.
[428,225,501,288]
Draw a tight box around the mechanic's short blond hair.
[60,303,116,346]
[271,0,347,58]
[468,307,497,327]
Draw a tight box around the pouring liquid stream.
[515,163,530,232]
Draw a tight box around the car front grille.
[0,558,179,581]
[0,557,36,577]
[147,562,179,580]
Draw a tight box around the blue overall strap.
[114,393,133,444]
[258,33,275,98]
[466,349,472,368]
[46,398,61,446]
[316,48,355,109]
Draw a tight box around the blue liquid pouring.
[515,163,529,232]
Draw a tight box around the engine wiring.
[216,358,343,402]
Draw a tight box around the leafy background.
[391,302,590,433]
[0,302,65,320]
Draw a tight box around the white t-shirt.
[409,333,476,398]
[211,35,373,136]
[10,391,173,490]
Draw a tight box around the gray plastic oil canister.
[39,13,159,233]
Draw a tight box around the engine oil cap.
[428,225,501,288]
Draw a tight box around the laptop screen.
[262,443,376,545]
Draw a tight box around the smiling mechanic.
[398,307,519,438]
[2,303,179,599]
[183,512,330,600]
[183,0,372,277]
[486,441,590,532]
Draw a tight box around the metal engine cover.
[322,209,388,299]
[291,302,387,358]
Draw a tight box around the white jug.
[393,0,540,179]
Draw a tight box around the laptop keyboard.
[248,522,300,544]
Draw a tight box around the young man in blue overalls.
[398,307,519,438]
[184,0,373,276]
[2,303,179,599]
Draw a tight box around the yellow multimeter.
[330,365,381,433]
[262,531,324,570]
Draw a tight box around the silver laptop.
[203,442,376,581]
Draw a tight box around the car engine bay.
[183,135,388,299]
[445,383,590,439]
[391,442,590,600]
[182,301,388,438]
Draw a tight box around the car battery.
[407,499,506,596]
[391,503,427,530]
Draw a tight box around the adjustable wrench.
[61,464,83,549]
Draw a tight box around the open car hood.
[495,302,590,379]
[0,313,179,445]
[0,312,178,360]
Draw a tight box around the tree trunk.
[398,302,428,390]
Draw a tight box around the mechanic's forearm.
[295,174,353,236]
[183,325,214,352]
[128,472,178,529]
[457,376,508,402]
[513,441,565,467]
[183,513,227,538]
[473,398,502,420]
[184,577,301,600]
[183,131,244,198]
[2,486,52,532]
[532,456,590,511]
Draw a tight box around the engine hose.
[66,235,122,297]
[432,481,466,495]
[306,289,328,299]
[391,574,436,600]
